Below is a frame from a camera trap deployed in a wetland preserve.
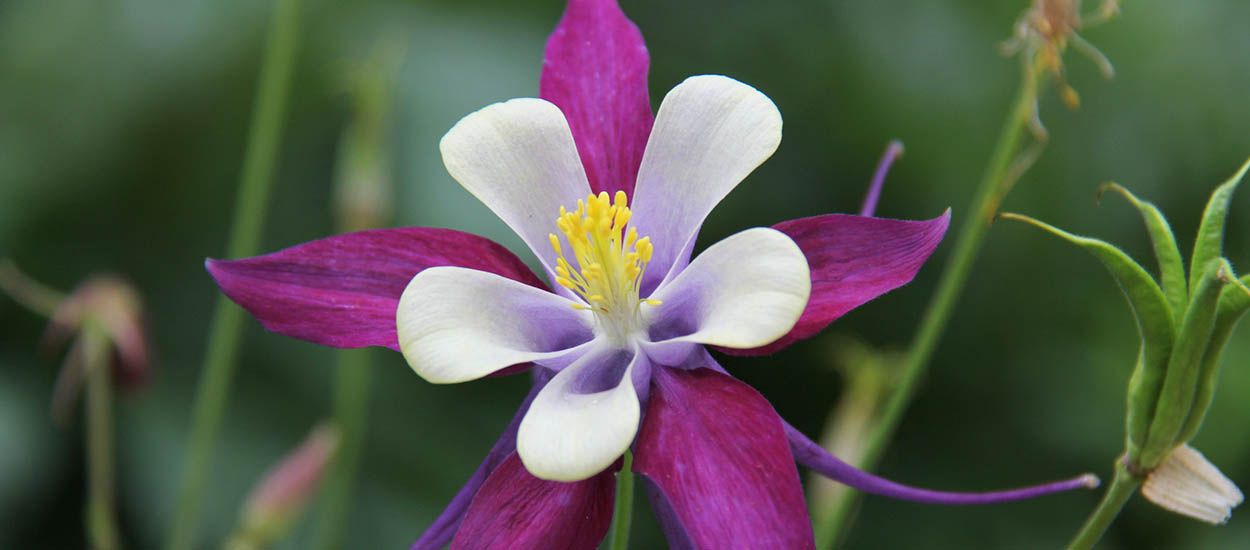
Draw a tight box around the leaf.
[1177,273,1250,444]
[1188,157,1250,294]
[1142,259,1229,468]
[1099,183,1187,323]
[1000,213,1177,452]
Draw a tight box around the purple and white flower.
[207,1,1096,547]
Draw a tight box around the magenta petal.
[641,478,695,550]
[207,227,545,351]
[540,0,653,197]
[450,453,616,550]
[633,366,815,550]
[727,211,951,356]
[411,371,549,550]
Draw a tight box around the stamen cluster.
[549,191,660,329]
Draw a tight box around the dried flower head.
[1142,445,1244,524]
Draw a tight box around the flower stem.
[0,259,65,317]
[816,57,1050,547]
[607,451,635,550]
[166,0,302,548]
[1067,462,1140,550]
[310,350,373,550]
[84,323,119,550]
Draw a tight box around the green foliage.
[1006,160,1250,473]
[999,212,1176,457]
[1189,159,1250,294]
[1099,183,1188,323]
[1140,260,1228,467]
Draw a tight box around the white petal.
[397,267,593,384]
[440,98,591,272]
[629,75,782,291]
[646,227,809,349]
[517,347,644,481]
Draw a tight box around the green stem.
[0,259,65,317]
[811,353,889,548]
[84,324,119,550]
[310,350,373,550]
[816,58,1049,547]
[1067,463,1141,550]
[167,1,302,548]
[607,451,635,550]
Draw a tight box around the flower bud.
[43,275,150,388]
[40,275,151,423]
[230,425,339,549]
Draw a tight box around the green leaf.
[1188,157,1250,294]
[1142,259,1230,467]
[1000,213,1177,454]
[1099,183,1187,323]
[1176,273,1250,444]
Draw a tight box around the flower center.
[549,191,661,342]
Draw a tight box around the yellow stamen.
[549,192,659,327]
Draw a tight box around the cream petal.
[628,75,783,292]
[440,98,592,274]
[646,227,809,349]
[516,347,645,481]
[397,267,593,384]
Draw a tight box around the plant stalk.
[1067,463,1141,550]
[166,0,302,548]
[607,451,635,550]
[310,350,373,550]
[817,57,1050,547]
[84,324,119,550]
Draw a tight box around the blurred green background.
[2,0,1249,548]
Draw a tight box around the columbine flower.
[209,1,1096,547]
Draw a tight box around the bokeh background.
[3,0,1249,548]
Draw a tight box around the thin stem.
[84,324,119,550]
[311,43,395,546]
[607,451,635,550]
[811,356,889,548]
[0,259,65,317]
[817,57,1050,546]
[166,0,302,548]
[1067,463,1140,550]
[310,349,373,550]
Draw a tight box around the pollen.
[550,191,661,319]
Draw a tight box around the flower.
[0,261,151,422]
[208,0,1097,547]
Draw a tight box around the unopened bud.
[0,264,152,423]
[233,424,339,548]
[1142,445,1243,525]
[44,276,150,388]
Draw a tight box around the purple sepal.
[540,0,653,197]
[206,227,545,351]
[633,365,815,550]
[727,212,950,356]
[783,420,1099,504]
[450,453,616,549]
[409,370,551,550]
[641,478,695,550]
